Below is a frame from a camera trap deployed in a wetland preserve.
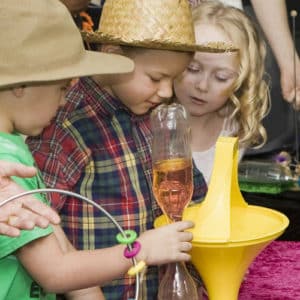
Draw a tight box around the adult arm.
[250,0,300,107]
[0,161,60,237]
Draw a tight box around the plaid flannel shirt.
[27,76,207,300]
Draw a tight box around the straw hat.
[0,0,134,88]
[82,0,237,53]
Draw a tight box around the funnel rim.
[191,205,289,246]
[191,229,287,247]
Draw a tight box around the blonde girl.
[174,0,270,183]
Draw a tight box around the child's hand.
[136,221,194,265]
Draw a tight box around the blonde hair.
[192,0,270,148]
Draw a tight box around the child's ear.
[100,44,124,55]
[12,86,25,97]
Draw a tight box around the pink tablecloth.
[238,241,300,299]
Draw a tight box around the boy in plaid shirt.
[28,0,232,298]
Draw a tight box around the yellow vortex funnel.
[155,137,289,300]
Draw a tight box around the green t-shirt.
[0,132,55,300]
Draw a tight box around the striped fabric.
[27,76,207,299]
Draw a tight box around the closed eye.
[151,77,161,82]
[186,66,200,73]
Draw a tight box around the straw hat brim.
[82,31,238,53]
[1,50,134,89]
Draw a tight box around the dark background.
[242,0,300,241]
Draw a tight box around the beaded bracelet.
[116,229,146,276]
[128,260,146,276]
[116,230,137,245]
[124,241,141,259]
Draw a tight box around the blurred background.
[243,0,300,158]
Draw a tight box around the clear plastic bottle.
[151,103,199,299]
[238,160,300,186]
[157,262,199,300]
[151,102,193,221]
[239,161,295,183]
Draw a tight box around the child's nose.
[196,75,209,92]
[157,79,173,99]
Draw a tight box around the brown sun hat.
[82,0,237,53]
[0,0,134,89]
